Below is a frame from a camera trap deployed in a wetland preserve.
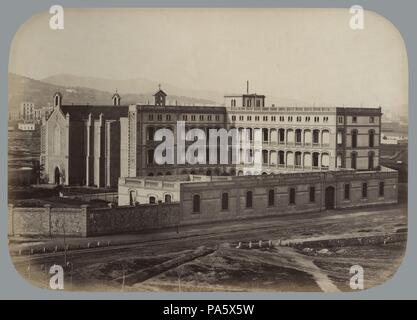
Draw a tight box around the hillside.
[8,73,216,111]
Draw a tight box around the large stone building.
[41,86,382,188]
[118,167,398,217]
[31,87,398,232]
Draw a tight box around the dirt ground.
[12,205,407,292]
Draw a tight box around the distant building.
[17,122,35,131]
[19,102,35,121]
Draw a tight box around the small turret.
[53,92,63,108]
[153,84,167,106]
[112,90,121,106]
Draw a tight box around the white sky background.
[9,8,408,109]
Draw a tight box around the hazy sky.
[9,8,408,108]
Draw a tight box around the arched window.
[312,152,319,167]
[287,129,294,144]
[304,129,312,145]
[193,194,201,213]
[262,128,269,142]
[246,191,253,208]
[262,150,268,164]
[295,151,302,167]
[337,153,343,168]
[295,129,302,144]
[147,127,155,141]
[164,194,172,203]
[279,129,285,143]
[322,130,330,146]
[337,130,343,145]
[304,152,312,167]
[278,151,285,165]
[313,130,320,144]
[321,153,330,168]
[149,196,156,204]
[286,151,294,167]
[351,129,358,148]
[268,189,275,207]
[221,193,229,210]
[369,129,375,147]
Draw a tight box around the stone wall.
[8,205,88,237]
[8,203,180,237]
[86,203,180,236]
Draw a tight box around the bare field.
[11,205,407,292]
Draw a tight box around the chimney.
[246,81,249,94]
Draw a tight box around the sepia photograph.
[7,8,408,292]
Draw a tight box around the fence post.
[8,204,14,237]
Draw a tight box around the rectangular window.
[166,115,171,121]
[268,189,275,207]
[191,115,196,121]
[352,116,357,123]
[157,114,162,121]
[246,191,253,208]
[148,114,153,121]
[362,182,368,198]
[338,116,343,123]
[289,188,296,205]
[193,194,201,213]
[222,192,229,210]
[344,184,350,200]
[183,115,188,121]
[309,187,315,202]
[379,181,385,197]
[199,115,204,121]
[369,116,375,123]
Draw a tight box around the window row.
[230,115,331,123]
[343,181,384,200]
[350,129,376,148]
[148,114,221,122]
[192,182,385,213]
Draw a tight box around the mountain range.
[8,73,218,111]
[8,73,407,123]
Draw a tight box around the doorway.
[325,186,335,210]
[54,167,60,185]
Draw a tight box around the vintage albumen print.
[8,8,407,292]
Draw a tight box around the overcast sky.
[9,8,408,109]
